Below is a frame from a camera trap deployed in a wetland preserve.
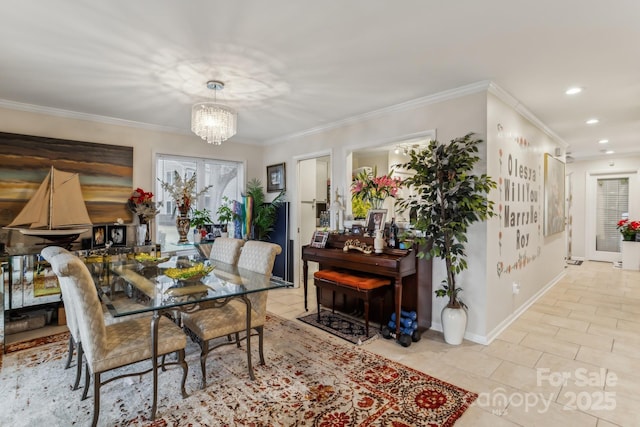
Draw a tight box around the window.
[596,177,629,253]
[156,154,244,252]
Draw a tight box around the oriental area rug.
[0,314,476,426]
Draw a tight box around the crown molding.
[487,82,568,149]
[0,98,187,135]
[264,81,493,145]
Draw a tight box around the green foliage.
[190,208,212,228]
[216,196,237,224]
[397,133,497,308]
[245,178,286,241]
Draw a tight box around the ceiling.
[0,1,638,161]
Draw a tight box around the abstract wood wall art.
[0,132,133,226]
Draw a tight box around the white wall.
[1,82,571,344]
[484,92,566,341]
[266,89,489,338]
[0,106,265,243]
[566,155,640,259]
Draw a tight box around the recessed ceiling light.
[565,87,583,95]
[598,139,609,144]
[606,150,614,154]
[586,118,599,125]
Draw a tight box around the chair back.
[237,240,282,275]
[41,246,79,340]
[237,241,282,324]
[48,252,107,371]
[209,237,245,265]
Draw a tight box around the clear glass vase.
[370,198,385,210]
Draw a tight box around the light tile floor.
[266,261,639,426]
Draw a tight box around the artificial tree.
[398,133,496,342]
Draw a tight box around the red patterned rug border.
[4,331,70,354]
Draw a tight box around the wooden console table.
[302,234,432,336]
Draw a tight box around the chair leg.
[378,295,385,331]
[82,363,90,400]
[161,354,167,371]
[199,340,209,389]
[178,349,188,399]
[73,342,83,390]
[316,284,321,321]
[91,372,101,427]
[363,298,370,336]
[65,335,74,369]
[332,291,336,314]
[257,326,265,365]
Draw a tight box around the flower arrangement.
[158,171,212,216]
[126,187,159,223]
[617,219,640,240]
[351,166,402,207]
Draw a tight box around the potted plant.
[616,219,640,241]
[191,208,212,229]
[398,133,496,345]
[216,196,236,237]
[245,178,285,241]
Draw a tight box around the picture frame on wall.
[107,224,127,246]
[543,153,565,236]
[92,225,107,249]
[365,209,387,234]
[266,163,286,193]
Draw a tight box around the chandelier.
[191,80,237,145]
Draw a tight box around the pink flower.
[350,167,403,204]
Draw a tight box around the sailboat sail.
[6,166,92,237]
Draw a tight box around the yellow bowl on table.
[164,263,214,283]
[134,254,170,267]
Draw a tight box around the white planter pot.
[441,306,467,345]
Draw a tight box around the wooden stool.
[313,269,391,336]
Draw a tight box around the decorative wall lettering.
[495,126,542,277]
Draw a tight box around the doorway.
[586,172,635,262]
[296,155,331,284]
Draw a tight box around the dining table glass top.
[97,255,290,317]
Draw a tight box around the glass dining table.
[95,255,291,420]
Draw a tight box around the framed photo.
[310,230,329,248]
[107,225,127,246]
[543,153,565,236]
[351,224,364,235]
[92,225,107,248]
[365,209,387,234]
[267,163,286,193]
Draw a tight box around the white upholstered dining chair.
[47,251,188,427]
[208,237,245,264]
[181,240,281,388]
[40,246,82,390]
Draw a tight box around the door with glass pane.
[587,174,631,262]
[155,155,244,253]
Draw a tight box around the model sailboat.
[5,166,92,242]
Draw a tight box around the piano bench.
[313,269,391,336]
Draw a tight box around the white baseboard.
[431,270,567,345]
[482,270,566,345]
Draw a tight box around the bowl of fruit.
[164,263,215,284]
